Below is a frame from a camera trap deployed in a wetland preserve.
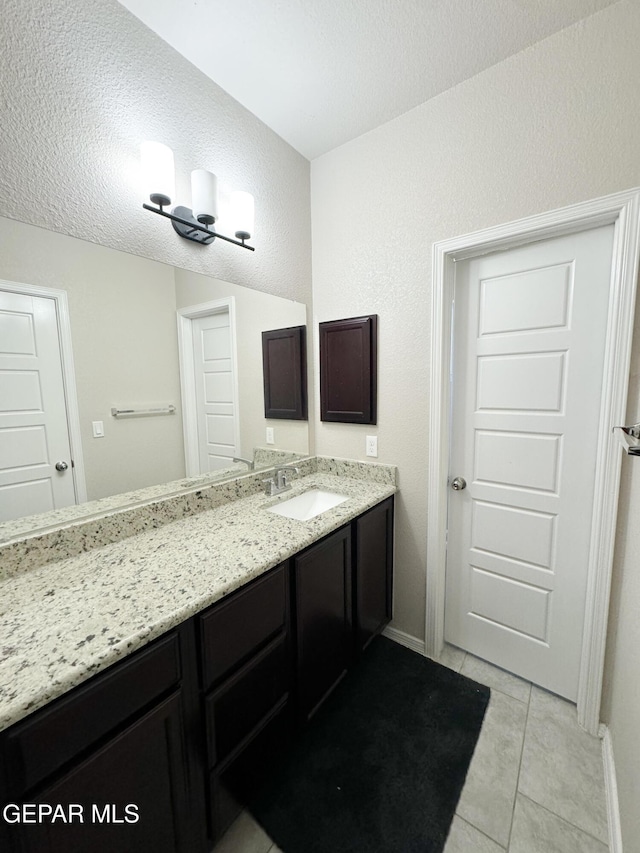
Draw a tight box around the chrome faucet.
[232,456,255,471]
[263,466,300,496]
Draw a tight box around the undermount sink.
[267,489,349,521]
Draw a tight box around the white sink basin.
[267,489,349,521]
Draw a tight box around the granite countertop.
[0,469,395,733]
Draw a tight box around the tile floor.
[213,643,610,853]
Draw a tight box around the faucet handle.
[276,466,299,487]
[262,476,276,496]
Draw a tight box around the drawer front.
[205,632,288,767]
[199,563,287,692]
[3,630,181,795]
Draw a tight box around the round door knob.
[451,476,467,491]
[55,461,69,472]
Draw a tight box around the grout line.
[483,684,530,706]
[517,793,610,847]
[453,815,508,851]
[505,680,532,850]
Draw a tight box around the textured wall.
[311,2,640,845]
[0,0,311,307]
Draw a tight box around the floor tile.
[509,794,608,853]
[460,654,531,704]
[432,642,467,672]
[518,687,608,844]
[455,688,527,847]
[213,810,274,853]
[444,816,506,852]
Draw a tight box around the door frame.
[426,189,640,734]
[0,278,87,506]
[176,297,241,477]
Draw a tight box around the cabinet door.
[355,497,394,653]
[294,526,352,720]
[14,692,196,853]
[261,326,307,420]
[319,315,377,424]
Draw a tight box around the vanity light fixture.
[140,141,255,252]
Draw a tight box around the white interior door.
[191,310,238,472]
[445,224,614,701]
[0,289,77,521]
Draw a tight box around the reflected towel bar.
[111,405,176,418]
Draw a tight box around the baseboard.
[600,724,623,853]
[382,626,426,656]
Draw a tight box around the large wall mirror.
[0,216,309,540]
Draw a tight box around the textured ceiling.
[117,0,619,160]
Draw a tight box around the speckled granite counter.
[0,461,396,733]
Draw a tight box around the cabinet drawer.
[205,632,288,767]
[2,631,181,795]
[199,563,287,692]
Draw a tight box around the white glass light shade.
[230,191,255,240]
[191,169,218,224]
[140,141,175,206]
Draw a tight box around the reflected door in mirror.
[0,286,79,521]
[189,308,239,473]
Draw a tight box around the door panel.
[0,289,76,521]
[445,225,614,700]
[478,262,572,335]
[474,430,561,492]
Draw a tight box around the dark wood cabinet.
[319,315,377,424]
[262,326,307,420]
[293,525,353,721]
[354,497,394,653]
[199,563,288,692]
[0,497,394,851]
[21,693,189,853]
[0,623,207,853]
[199,562,292,843]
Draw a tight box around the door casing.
[426,189,640,734]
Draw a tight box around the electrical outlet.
[366,435,378,457]
[92,421,104,438]
[266,427,275,445]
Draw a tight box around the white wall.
[310,1,640,846]
[0,0,311,307]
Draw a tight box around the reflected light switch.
[92,421,105,438]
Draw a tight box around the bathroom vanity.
[0,459,395,851]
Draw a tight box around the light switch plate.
[92,420,104,438]
[366,435,378,457]
[266,427,275,445]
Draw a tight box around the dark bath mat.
[248,636,490,853]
